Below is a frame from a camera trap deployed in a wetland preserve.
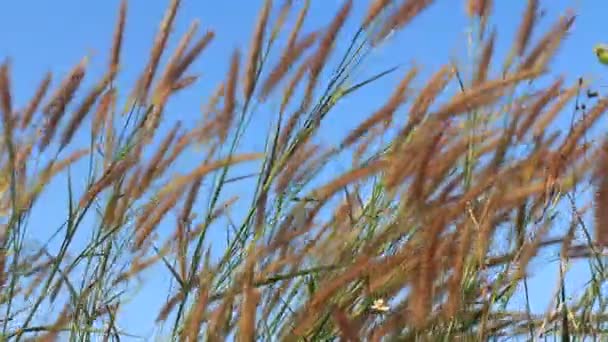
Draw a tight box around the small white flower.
[371,298,390,313]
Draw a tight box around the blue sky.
[1,0,608,340]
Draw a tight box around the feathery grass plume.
[290,257,373,336]
[557,99,608,160]
[412,65,451,114]
[40,57,88,151]
[156,292,185,323]
[148,130,205,186]
[21,148,89,212]
[201,82,224,120]
[413,217,451,328]
[312,160,387,202]
[363,0,392,28]
[303,0,352,110]
[260,31,318,99]
[14,141,32,191]
[110,166,141,227]
[513,219,553,281]
[182,280,210,341]
[474,29,496,86]
[207,293,236,340]
[134,189,182,250]
[595,139,608,247]
[376,0,435,44]
[0,62,14,145]
[279,60,308,117]
[384,142,424,189]
[91,88,114,139]
[467,0,491,18]
[158,20,201,89]
[172,74,199,91]
[498,178,558,210]
[137,121,181,195]
[102,94,116,166]
[60,70,114,148]
[519,11,575,72]
[269,0,292,43]
[352,125,382,165]
[409,121,449,205]
[0,62,12,112]
[176,175,202,277]
[145,29,215,136]
[515,0,538,57]
[286,0,310,53]
[445,220,473,318]
[218,50,240,142]
[400,65,450,136]
[243,0,271,101]
[275,142,320,194]
[184,196,238,243]
[135,0,180,103]
[162,30,215,90]
[516,77,564,140]
[110,0,127,74]
[392,120,484,191]
[101,186,121,228]
[237,250,261,341]
[531,84,579,138]
[20,72,52,130]
[332,306,361,341]
[342,67,418,149]
[113,244,174,285]
[432,69,540,121]
[154,153,262,201]
[78,157,135,208]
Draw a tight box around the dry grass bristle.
[515,0,538,57]
[243,0,271,101]
[135,0,181,103]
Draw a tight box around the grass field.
[0,0,607,340]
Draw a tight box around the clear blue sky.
[1,0,607,339]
